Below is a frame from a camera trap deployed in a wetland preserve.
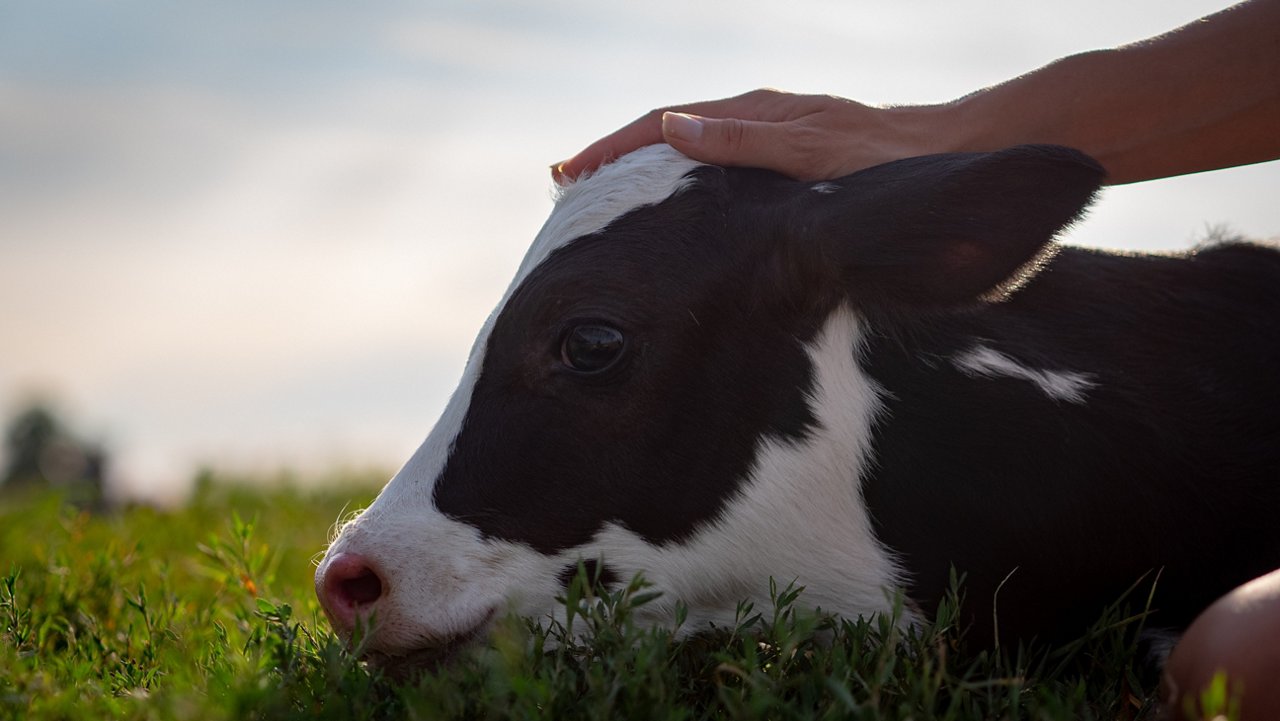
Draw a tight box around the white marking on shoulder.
[952,344,1096,404]
[811,182,840,194]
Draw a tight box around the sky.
[2,1,1276,503]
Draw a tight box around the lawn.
[0,475,1193,720]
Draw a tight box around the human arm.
[552,0,1280,185]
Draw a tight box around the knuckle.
[788,127,836,178]
[719,118,748,152]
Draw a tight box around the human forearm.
[555,1,1279,184]
[939,1,1280,184]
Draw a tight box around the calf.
[315,144,1280,667]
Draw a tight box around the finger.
[554,110,666,182]
[662,112,810,177]
[552,90,800,182]
[663,89,802,124]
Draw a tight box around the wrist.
[879,102,973,158]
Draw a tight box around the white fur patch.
[523,144,704,281]
[952,345,1096,403]
[811,182,840,194]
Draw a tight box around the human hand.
[553,89,948,183]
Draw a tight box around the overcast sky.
[2,0,1276,502]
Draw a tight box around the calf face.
[315,144,1105,665]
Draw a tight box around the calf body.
[316,145,1280,665]
[864,241,1280,642]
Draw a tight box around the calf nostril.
[339,567,383,606]
[321,552,386,620]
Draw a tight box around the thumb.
[661,111,798,173]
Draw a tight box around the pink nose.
[316,552,385,634]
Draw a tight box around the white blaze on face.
[317,146,704,653]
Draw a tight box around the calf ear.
[794,144,1105,308]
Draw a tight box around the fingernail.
[663,112,703,143]
[551,162,568,182]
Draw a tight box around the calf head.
[315,143,1103,666]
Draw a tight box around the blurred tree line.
[1,403,108,509]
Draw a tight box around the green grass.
[1,477,1178,720]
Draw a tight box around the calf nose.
[316,552,385,634]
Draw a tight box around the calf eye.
[561,324,625,374]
